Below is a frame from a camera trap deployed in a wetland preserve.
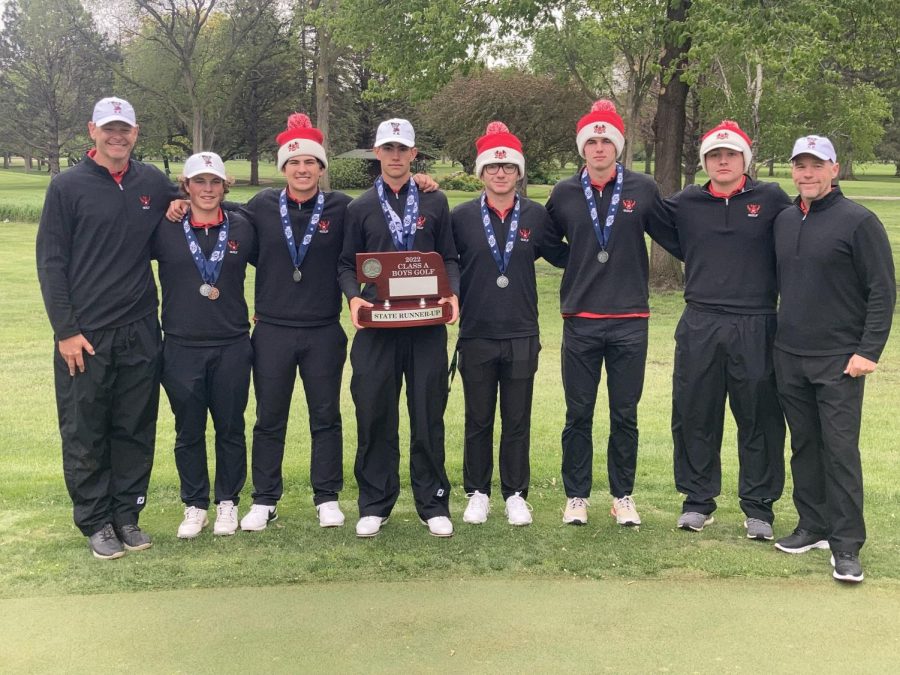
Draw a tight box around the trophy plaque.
[355,251,452,328]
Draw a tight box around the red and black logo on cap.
[494,150,507,159]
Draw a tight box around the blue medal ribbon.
[181,210,229,286]
[375,176,419,251]
[279,189,326,272]
[580,163,624,254]
[479,192,520,277]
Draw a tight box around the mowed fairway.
[1,164,899,672]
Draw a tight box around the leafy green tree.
[0,0,111,174]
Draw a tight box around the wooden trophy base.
[358,299,452,328]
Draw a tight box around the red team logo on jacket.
[747,203,761,217]
[139,195,151,210]
[518,228,531,242]
[317,219,330,233]
[416,215,426,229]
[622,199,636,213]
[227,240,239,254]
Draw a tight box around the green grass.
[4,578,900,672]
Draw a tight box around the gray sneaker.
[744,518,774,541]
[678,512,714,532]
[88,523,125,560]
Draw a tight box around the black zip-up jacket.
[241,188,351,327]
[36,154,178,339]
[665,177,792,313]
[451,196,566,339]
[774,187,896,361]
[338,182,460,301]
[152,210,256,345]
[545,168,680,315]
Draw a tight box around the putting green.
[3,577,898,672]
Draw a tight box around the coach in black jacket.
[772,136,895,584]
[36,97,179,559]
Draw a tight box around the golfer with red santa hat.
[451,122,567,527]
[663,120,792,538]
[544,100,679,527]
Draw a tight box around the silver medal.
[292,269,302,282]
[199,283,212,297]
[597,250,610,264]
[496,275,510,289]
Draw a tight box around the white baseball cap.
[790,135,837,163]
[183,152,228,181]
[92,97,137,127]
[374,118,415,148]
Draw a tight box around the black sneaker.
[115,523,153,551]
[774,528,830,554]
[831,551,864,583]
[88,523,126,560]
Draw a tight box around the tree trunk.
[839,159,854,180]
[24,150,32,172]
[894,160,900,177]
[315,2,336,192]
[644,142,653,175]
[767,158,775,177]
[248,80,259,186]
[650,0,691,291]
[2,153,8,169]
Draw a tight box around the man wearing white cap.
[544,100,679,527]
[451,122,567,527]
[663,120,792,538]
[37,97,180,559]
[338,118,460,538]
[152,153,256,539]
[772,135,895,583]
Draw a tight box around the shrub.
[439,171,482,192]
[328,158,371,190]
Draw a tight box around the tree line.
[1,0,897,284]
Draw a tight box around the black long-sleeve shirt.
[338,182,460,301]
[665,177,792,313]
[152,211,256,345]
[774,187,896,361]
[451,196,565,339]
[36,154,179,339]
[544,169,680,315]
[241,188,351,327]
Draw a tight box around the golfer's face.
[375,143,417,181]
[186,173,225,211]
[282,156,323,197]
[583,137,616,176]
[481,163,519,198]
[704,148,744,189]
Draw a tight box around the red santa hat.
[276,113,327,170]
[576,100,625,158]
[474,121,525,177]
[700,120,753,173]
